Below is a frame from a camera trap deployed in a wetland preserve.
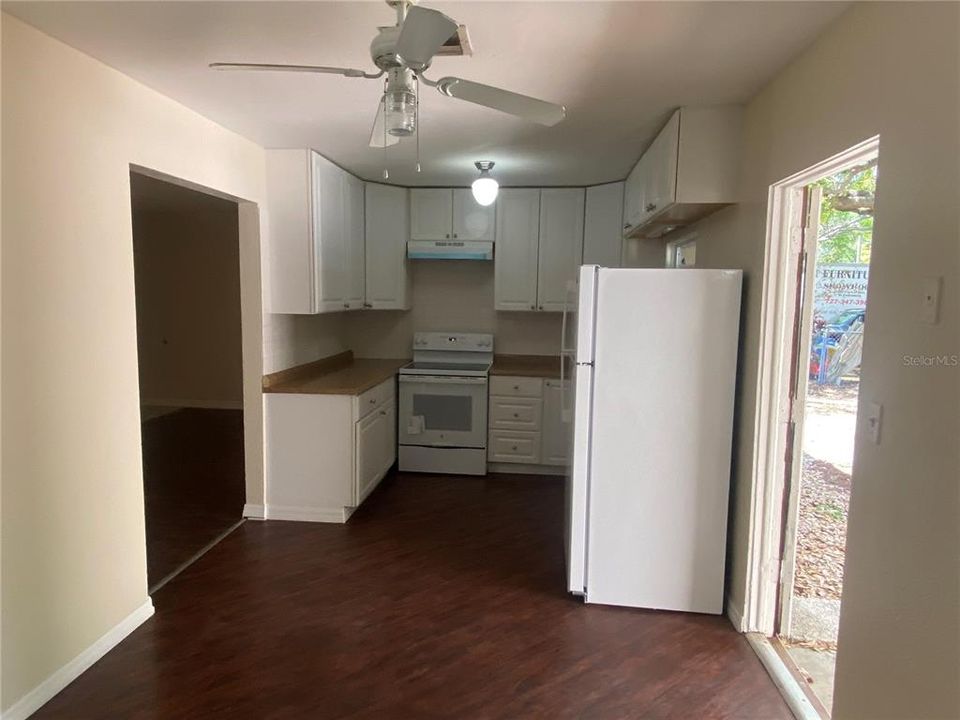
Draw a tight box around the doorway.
[777,158,875,713]
[130,172,246,591]
[742,136,879,719]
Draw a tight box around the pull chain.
[415,75,421,173]
[382,81,389,180]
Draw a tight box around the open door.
[777,185,822,634]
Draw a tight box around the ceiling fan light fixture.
[385,88,417,137]
[471,161,498,206]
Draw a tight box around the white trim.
[242,503,265,519]
[486,462,566,477]
[264,504,354,524]
[2,599,154,720]
[744,136,879,636]
[725,593,745,632]
[140,398,243,410]
[745,634,822,720]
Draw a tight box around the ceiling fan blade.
[369,97,400,148]
[435,77,566,126]
[209,62,376,78]
[395,6,459,71]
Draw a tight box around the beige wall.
[686,4,958,718]
[345,261,563,359]
[131,175,243,408]
[0,14,275,711]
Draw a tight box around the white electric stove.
[398,332,493,475]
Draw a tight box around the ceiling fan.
[210,0,566,157]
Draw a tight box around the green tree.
[815,160,876,264]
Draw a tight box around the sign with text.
[814,263,869,324]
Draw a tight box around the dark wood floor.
[36,472,789,719]
[142,408,245,587]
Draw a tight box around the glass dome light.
[471,161,499,206]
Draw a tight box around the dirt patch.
[794,453,851,601]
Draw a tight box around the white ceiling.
[5,1,847,186]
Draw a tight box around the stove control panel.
[413,332,494,352]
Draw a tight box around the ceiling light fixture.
[471,161,498,206]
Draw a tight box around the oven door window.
[413,393,473,431]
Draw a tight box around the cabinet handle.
[530,304,536,310]
[363,302,372,309]
[513,385,520,391]
[445,233,450,239]
[369,398,376,404]
[343,303,350,309]
[453,233,458,238]
[511,445,518,451]
[539,305,544,311]
[380,410,387,416]
[645,202,657,212]
[623,223,630,229]
[513,413,519,418]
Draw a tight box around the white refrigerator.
[565,266,743,613]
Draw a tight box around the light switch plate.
[864,401,883,444]
[921,276,942,324]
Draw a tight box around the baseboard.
[141,398,243,410]
[487,462,565,477]
[264,504,354,524]
[2,599,154,720]
[726,593,745,632]
[242,503,265,519]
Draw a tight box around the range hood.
[407,240,493,261]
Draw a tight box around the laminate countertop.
[490,354,563,379]
[263,351,409,396]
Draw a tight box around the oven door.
[398,375,488,449]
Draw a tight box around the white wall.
[0,14,281,712]
[131,176,243,408]
[346,261,563,359]
[686,4,958,717]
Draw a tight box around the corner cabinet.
[364,183,411,309]
[494,188,584,312]
[266,149,365,314]
[265,378,396,522]
[410,188,496,242]
[623,106,742,239]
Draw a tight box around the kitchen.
[260,102,743,614]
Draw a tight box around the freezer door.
[566,362,593,594]
[584,269,742,613]
[575,265,599,364]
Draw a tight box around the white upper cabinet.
[410,189,454,240]
[537,188,585,311]
[623,106,742,239]
[343,173,366,308]
[314,153,347,312]
[583,182,624,267]
[452,189,496,241]
[364,183,411,310]
[494,189,540,311]
[411,188,496,241]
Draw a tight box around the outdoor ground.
[784,379,858,712]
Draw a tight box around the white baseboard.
[264,504,354,524]
[242,503,265,519]
[141,398,243,410]
[726,593,745,632]
[3,599,154,720]
[487,462,565,477]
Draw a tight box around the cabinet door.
[312,152,347,312]
[410,188,453,240]
[537,188,585,312]
[355,400,395,506]
[343,173,365,309]
[452,188,496,241]
[494,189,540,311]
[364,183,410,309]
[583,182,624,267]
[542,379,571,466]
[623,161,643,231]
[643,110,680,220]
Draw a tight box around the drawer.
[489,396,542,431]
[488,430,541,464]
[355,377,395,419]
[489,376,543,398]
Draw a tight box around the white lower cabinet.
[488,375,570,468]
[265,378,396,522]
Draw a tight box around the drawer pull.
[513,413,519,418]
[369,399,376,404]
[513,385,520,391]
[511,445,518,451]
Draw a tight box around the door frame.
[742,136,878,636]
